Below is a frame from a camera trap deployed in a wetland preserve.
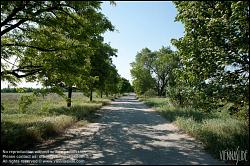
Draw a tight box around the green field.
[141,97,249,161]
[1,92,112,150]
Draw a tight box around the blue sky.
[101,1,184,83]
[1,1,184,88]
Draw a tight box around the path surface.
[36,93,223,165]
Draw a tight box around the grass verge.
[1,92,112,150]
[142,97,249,164]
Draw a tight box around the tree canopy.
[171,1,249,114]
[131,1,248,118]
[1,1,123,106]
[130,46,179,97]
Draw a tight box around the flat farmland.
[1,92,111,150]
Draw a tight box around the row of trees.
[131,1,249,117]
[1,1,132,107]
[1,87,43,93]
[130,47,179,97]
[1,76,133,96]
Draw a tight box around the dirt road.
[36,93,223,165]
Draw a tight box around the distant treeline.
[1,87,79,93]
[1,87,39,93]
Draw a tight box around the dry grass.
[1,92,111,150]
[142,97,249,163]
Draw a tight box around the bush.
[1,104,4,111]
[18,94,36,112]
[144,89,157,97]
[143,97,171,108]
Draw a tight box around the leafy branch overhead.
[1,1,114,79]
[1,1,132,106]
[131,1,249,117]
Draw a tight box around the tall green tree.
[130,47,178,96]
[1,1,117,107]
[87,42,117,101]
[145,47,178,96]
[172,1,249,113]
[130,48,155,95]
[104,64,120,97]
[1,1,108,80]
[117,77,133,94]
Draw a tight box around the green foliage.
[130,46,180,96]
[146,47,178,96]
[1,1,120,106]
[144,89,157,97]
[117,77,133,94]
[81,42,118,101]
[131,48,155,95]
[18,94,37,113]
[1,87,45,93]
[171,1,249,115]
[103,65,120,96]
[1,104,4,112]
[131,64,155,95]
[143,97,170,108]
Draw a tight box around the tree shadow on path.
[36,94,224,165]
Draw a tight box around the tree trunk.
[67,86,72,107]
[178,91,182,106]
[159,85,164,97]
[100,90,103,98]
[157,81,160,96]
[90,89,93,101]
[161,77,167,97]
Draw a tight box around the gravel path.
[36,93,224,165]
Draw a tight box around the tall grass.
[1,92,111,149]
[1,114,76,149]
[142,97,249,163]
[141,97,171,107]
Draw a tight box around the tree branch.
[2,43,70,52]
[0,2,26,28]
[1,68,42,78]
[1,57,19,68]
[1,19,27,36]
[1,5,60,36]
[57,8,85,27]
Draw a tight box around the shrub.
[144,89,157,97]
[1,104,4,111]
[18,94,36,112]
